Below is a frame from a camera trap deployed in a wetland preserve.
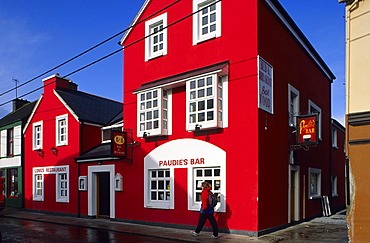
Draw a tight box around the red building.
[23,74,122,215]
[117,0,345,236]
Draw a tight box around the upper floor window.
[56,114,68,146]
[288,84,299,127]
[137,88,172,137]
[332,127,338,148]
[186,74,227,131]
[145,13,168,61]
[309,100,322,140]
[33,121,43,150]
[193,0,221,45]
[7,128,14,156]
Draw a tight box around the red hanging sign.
[111,131,127,158]
[297,114,318,145]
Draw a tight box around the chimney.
[42,73,78,92]
[12,98,30,111]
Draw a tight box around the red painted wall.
[120,0,342,235]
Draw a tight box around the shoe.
[191,231,199,237]
[211,235,218,239]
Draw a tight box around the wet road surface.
[0,217,180,243]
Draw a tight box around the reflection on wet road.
[0,217,180,242]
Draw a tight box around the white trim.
[133,69,223,94]
[145,13,168,61]
[288,84,300,127]
[32,121,43,150]
[23,95,43,134]
[144,138,226,212]
[54,90,79,122]
[13,125,22,155]
[56,114,68,147]
[120,0,151,45]
[33,173,44,201]
[0,130,7,158]
[308,100,322,140]
[88,165,115,218]
[192,0,222,45]
[264,0,333,81]
[56,172,69,203]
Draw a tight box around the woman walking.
[191,181,218,239]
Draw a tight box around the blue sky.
[0,0,346,125]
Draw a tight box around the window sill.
[332,193,339,197]
[195,34,217,45]
[309,194,321,200]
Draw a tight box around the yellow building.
[340,0,370,241]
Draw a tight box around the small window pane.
[151,181,157,189]
[190,102,196,112]
[190,81,196,89]
[146,111,152,120]
[165,171,170,177]
[207,99,214,109]
[141,94,145,101]
[210,13,216,23]
[153,120,159,129]
[151,192,157,200]
[205,169,212,176]
[153,100,158,107]
[146,101,152,109]
[207,111,214,121]
[158,181,164,189]
[196,170,203,177]
[198,101,205,111]
[210,24,216,32]
[152,171,157,178]
[153,110,159,119]
[190,114,196,123]
[158,171,164,177]
[207,87,212,96]
[198,89,205,98]
[198,113,205,122]
[190,91,196,99]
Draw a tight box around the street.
[0,217,179,243]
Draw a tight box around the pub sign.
[297,114,318,145]
[111,131,127,158]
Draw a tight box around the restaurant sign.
[297,114,318,145]
[111,131,127,158]
[258,56,273,114]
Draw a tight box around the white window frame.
[56,173,69,203]
[193,0,221,45]
[332,127,338,148]
[145,13,167,61]
[308,100,322,140]
[145,168,174,209]
[32,121,43,150]
[137,88,172,138]
[56,114,68,147]
[33,174,44,201]
[308,168,321,199]
[186,74,227,131]
[288,84,300,127]
[193,167,221,206]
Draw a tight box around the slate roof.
[74,142,121,162]
[55,88,123,126]
[0,101,37,128]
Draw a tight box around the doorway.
[97,172,110,218]
[289,165,300,222]
[88,165,115,219]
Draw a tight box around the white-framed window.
[193,0,221,45]
[57,173,68,203]
[331,175,338,197]
[308,168,321,199]
[332,127,338,148]
[146,169,173,209]
[145,13,167,61]
[33,174,44,201]
[288,84,299,127]
[32,121,43,150]
[194,167,221,204]
[56,114,68,146]
[186,74,227,131]
[309,100,322,140]
[137,88,172,137]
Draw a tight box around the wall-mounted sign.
[258,57,273,114]
[297,114,318,145]
[111,131,127,158]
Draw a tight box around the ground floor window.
[150,169,171,202]
[194,167,221,204]
[8,168,18,198]
[34,174,44,201]
[57,173,68,203]
[308,168,321,199]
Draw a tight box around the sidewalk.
[0,207,348,242]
